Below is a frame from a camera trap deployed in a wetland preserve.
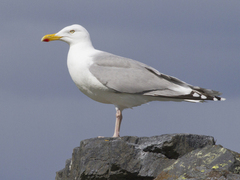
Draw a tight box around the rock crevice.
[55,134,240,180]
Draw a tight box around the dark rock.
[154,145,240,180]
[55,134,240,180]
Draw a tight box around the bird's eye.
[69,30,75,34]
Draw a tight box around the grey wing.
[89,52,192,97]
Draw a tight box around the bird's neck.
[69,39,94,50]
[67,41,99,66]
[69,41,96,57]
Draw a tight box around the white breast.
[67,46,113,104]
[66,45,158,110]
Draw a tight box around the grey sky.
[1,1,239,180]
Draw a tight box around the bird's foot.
[97,136,105,138]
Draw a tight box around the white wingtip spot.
[221,98,226,101]
[193,93,200,97]
[213,97,218,101]
[201,95,207,99]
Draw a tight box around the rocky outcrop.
[55,134,240,180]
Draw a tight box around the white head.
[41,24,92,46]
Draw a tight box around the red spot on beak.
[42,39,49,42]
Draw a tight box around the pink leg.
[113,108,122,137]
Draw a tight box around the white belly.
[67,60,153,110]
[66,48,157,110]
[67,56,111,102]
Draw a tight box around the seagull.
[41,24,225,137]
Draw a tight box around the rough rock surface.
[55,134,240,180]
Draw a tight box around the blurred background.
[1,1,239,179]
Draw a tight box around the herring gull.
[41,24,225,137]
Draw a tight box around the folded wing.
[89,52,224,101]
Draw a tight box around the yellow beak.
[41,33,62,42]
